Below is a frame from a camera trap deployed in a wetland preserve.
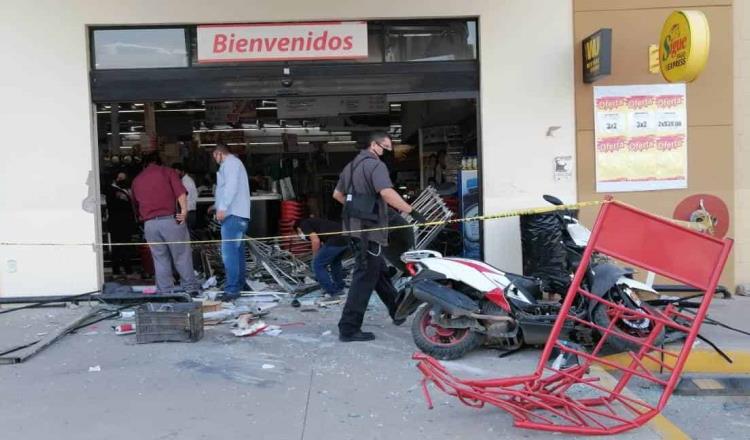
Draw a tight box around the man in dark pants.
[333,131,425,342]
[294,217,350,298]
[105,171,137,278]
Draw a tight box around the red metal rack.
[414,201,733,435]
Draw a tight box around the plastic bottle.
[114,323,136,335]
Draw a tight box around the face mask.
[297,232,308,241]
[381,148,395,166]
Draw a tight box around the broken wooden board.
[200,300,223,313]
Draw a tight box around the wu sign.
[582,29,612,83]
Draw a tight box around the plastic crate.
[135,302,204,344]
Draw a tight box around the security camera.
[281,65,293,87]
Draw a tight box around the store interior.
[97,96,479,281]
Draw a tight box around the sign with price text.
[594,84,687,192]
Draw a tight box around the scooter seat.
[506,273,544,301]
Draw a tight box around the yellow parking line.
[601,349,750,374]
[589,347,750,438]
[692,378,725,390]
[648,414,691,440]
[590,366,690,439]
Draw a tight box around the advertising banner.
[205,101,257,124]
[594,84,688,192]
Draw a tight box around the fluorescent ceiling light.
[157,108,205,112]
[97,110,142,114]
[96,108,205,114]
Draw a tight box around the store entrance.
[96,96,479,283]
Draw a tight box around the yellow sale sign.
[594,84,688,192]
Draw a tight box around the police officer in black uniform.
[106,171,138,278]
[333,131,426,342]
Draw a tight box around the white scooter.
[393,195,662,360]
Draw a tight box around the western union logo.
[583,28,611,83]
[585,36,600,61]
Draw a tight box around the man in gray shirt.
[333,131,426,342]
[212,144,252,301]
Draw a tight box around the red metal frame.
[413,201,733,435]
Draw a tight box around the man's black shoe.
[389,310,406,326]
[339,331,376,342]
[219,293,240,302]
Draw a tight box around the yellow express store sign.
[659,10,710,83]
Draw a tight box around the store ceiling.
[96,99,403,145]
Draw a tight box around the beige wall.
[574,0,736,287]
[0,0,576,296]
[735,0,750,288]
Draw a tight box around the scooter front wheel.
[592,302,665,353]
[411,304,484,360]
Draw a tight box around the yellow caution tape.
[0,199,609,248]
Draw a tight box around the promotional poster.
[594,83,688,192]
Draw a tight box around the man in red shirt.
[131,153,199,294]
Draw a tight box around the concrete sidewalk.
[0,296,748,440]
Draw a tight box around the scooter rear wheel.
[411,304,484,360]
